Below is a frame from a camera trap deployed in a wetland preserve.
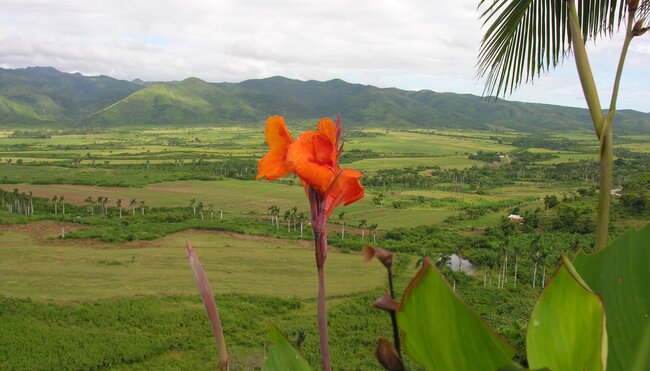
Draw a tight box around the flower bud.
[374,337,404,371]
[373,292,400,313]
[362,245,394,269]
[633,19,649,36]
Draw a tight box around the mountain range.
[1,66,649,133]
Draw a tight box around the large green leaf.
[573,225,650,371]
[262,323,311,371]
[527,256,607,370]
[478,0,627,97]
[396,259,515,370]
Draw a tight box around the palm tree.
[297,212,307,238]
[338,211,346,240]
[531,236,543,288]
[197,201,204,221]
[28,191,33,215]
[290,206,298,232]
[475,251,492,288]
[190,198,197,215]
[130,198,137,216]
[358,219,368,240]
[267,205,279,227]
[478,0,649,251]
[207,204,214,219]
[51,195,58,215]
[96,196,104,216]
[102,197,110,216]
[116,198,123,219]
[139,200,146,216]
[268,205,280,230]
[369,223,378,243]
[284,209,292,234]
[59,195,65,215]
[84,196,94,215]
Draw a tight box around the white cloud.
[0,0,648,112]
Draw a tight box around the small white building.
[508,214,525,224]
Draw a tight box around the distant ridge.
[1,66,649,133]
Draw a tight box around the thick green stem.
[593,14,635,252]
[567,0,604,136]
[596,119,614,251]
[567,1,636,251]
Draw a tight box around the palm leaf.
[478,0,627,97]
[638,1,650,23]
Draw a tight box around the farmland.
[1,125,649,369]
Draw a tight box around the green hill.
[2,67,650,133]
[0,66,141,125]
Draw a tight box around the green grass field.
[0,226,385,301]
[1,126,649,369]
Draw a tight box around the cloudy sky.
[2,0,649,112]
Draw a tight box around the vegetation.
[0,30,649,367]
[2,66,650,131]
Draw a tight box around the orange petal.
[257,116,294,180]
[294,159,336,193]
[257,148,292,180]
[287,131,336,193]
[313,133,335,166]
[317,118,337,146]
[326,168,364,217]
[264,116,293,150]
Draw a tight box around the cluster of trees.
[264,206,379,241]
[9,130,51,138]
[468,150,502,163]
[189,199,222,221]
[443,197,537,224]
[267,205,308,237]
[382,221,593,292]
[361,146,650,193]
[339,148,381,163]
[0,188,34,215]
[620,192,648,215]
[510,135,580,151]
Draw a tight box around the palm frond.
[638,0,650,22]
[478,0,627,98]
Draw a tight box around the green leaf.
[396,259,515,370]
[478,0,627,97]
[263,323,311,371]
[527,256,606,371]
[573,225,650,371]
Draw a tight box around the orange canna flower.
[257,114,363,371]
[258,115,364,217]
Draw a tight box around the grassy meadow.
[1,126,649,369]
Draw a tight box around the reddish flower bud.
[374,337,404,371]
[362,245,394,269]
[373,293,400,313]
[633,19,649,36]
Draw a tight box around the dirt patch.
[0,221,86,239]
